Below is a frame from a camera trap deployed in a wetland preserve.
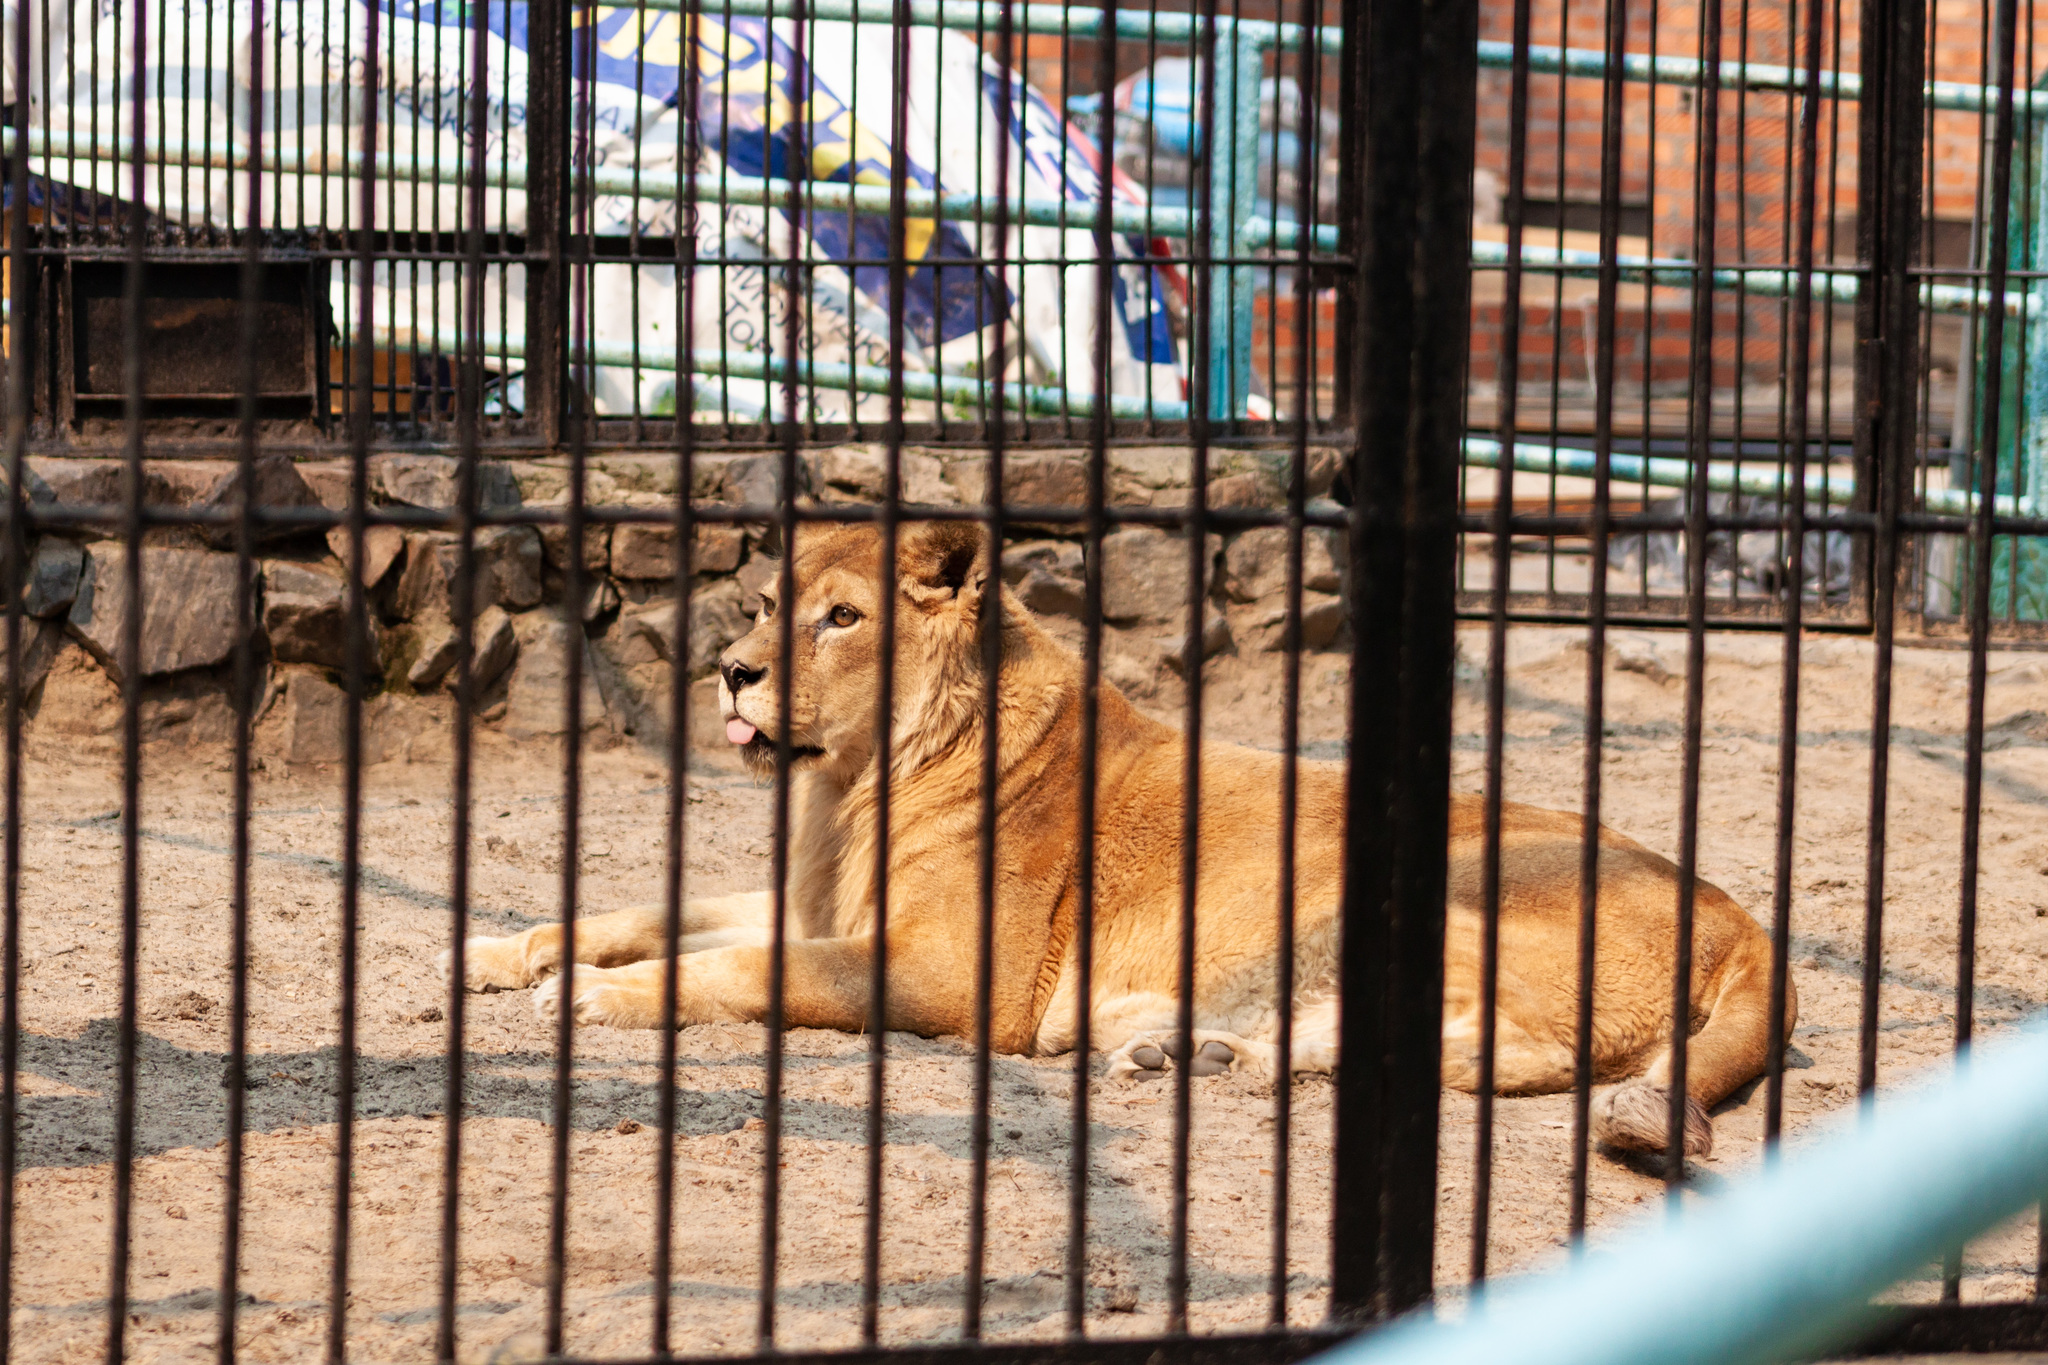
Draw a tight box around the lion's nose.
[722,657,766,695]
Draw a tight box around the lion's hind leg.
[1440,1004,1577,1096]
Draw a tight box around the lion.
[446,520,1793,1157]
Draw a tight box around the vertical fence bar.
[1171,0,1220,1329]
[863,0,916,1331]
[439,0,494,1350]
[964,0,1015,1332]
[1948,0,2022,1302]
[332,0,382,1346]
[1330,0,1381,1316]
[762,0,808,1316]
[1068,0,1117,1321]
[108,0,151,1349]
[1767,0,1829,1155]
[0,0,28,1350]
[1473,0,1536,1286]
[1273,0,1325,1321]
[1332,0,1470,1318]
[548,0,597,1342]
[1569,0,1626,1244]
[528,0,568,447]
[1668,0,1726,1188]
[221,3,267,1356]
[1856,0,1925,1106]
[655,3,704,1347]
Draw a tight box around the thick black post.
[1330,0,1476,1324]
[1851,0,1923,611]
[524,0,569,445]
[1852,0,1923,1100]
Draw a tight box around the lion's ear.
[899,520,988,609]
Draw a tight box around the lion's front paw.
[532,966,662,1029]
[1105,1031,1266,1083]
[439,935,546,993]
[1105,1034,1172,1083]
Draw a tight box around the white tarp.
[16,0,1188,419]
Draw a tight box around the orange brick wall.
[1252,290,1338,411]
[1472,0,2048,260]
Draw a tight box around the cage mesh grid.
[0,0,2042,1358]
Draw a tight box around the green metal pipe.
[1463,437,2018,517]
[1474,38,2048,115]
[1251,224,2038,321]
[1,126,1193,238]
[631,0,1344,55]
[360,322,1190,421]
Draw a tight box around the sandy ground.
[4,614,2047,1363]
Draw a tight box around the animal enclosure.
[0,0,2043,1358]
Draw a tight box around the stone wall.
[8,444,1349,764]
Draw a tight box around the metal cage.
[0,0,2043,1358]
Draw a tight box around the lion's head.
[716,521,995,781]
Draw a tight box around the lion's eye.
[827,604,861,629]
[757,595,776,619]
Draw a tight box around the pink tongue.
[726,718,759,745]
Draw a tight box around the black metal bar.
[525,0,568,448]
[1170,0,1218,1331]
[863,0,915,1329]
[1568,0,1628,1244]
[576,1327,1356,1365]
[762,0,808,1315]
[219,4,268,1359]
[548,0,599,1343]
[1945,0,2021,1302]
[0,498,1360,536]
[1471,0,1536,1286]
[1332,0,1470,1318]
[1273,0,1326,1320]
[1332,0,1387,1314]
[331,0,382,1350]
[1667,0,1727,1188]
[437,0,493,1353]
[108,0,152,1349]
[1849,1303,2048,1354]
[1067,0,1119,1331]
[1855,0,1924,1105]
[963,0,1016,1332]
[654,0,705,1348]
[1766,0,1830,1155]
[0,0,29,1351]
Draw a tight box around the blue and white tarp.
[16,0,1188,419]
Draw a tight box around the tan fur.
[441,522,1795,1156]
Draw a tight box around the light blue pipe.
[1463,437,2021,517]
[1313,1019,2048,1365]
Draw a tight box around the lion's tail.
[1593,909,1792,1158]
